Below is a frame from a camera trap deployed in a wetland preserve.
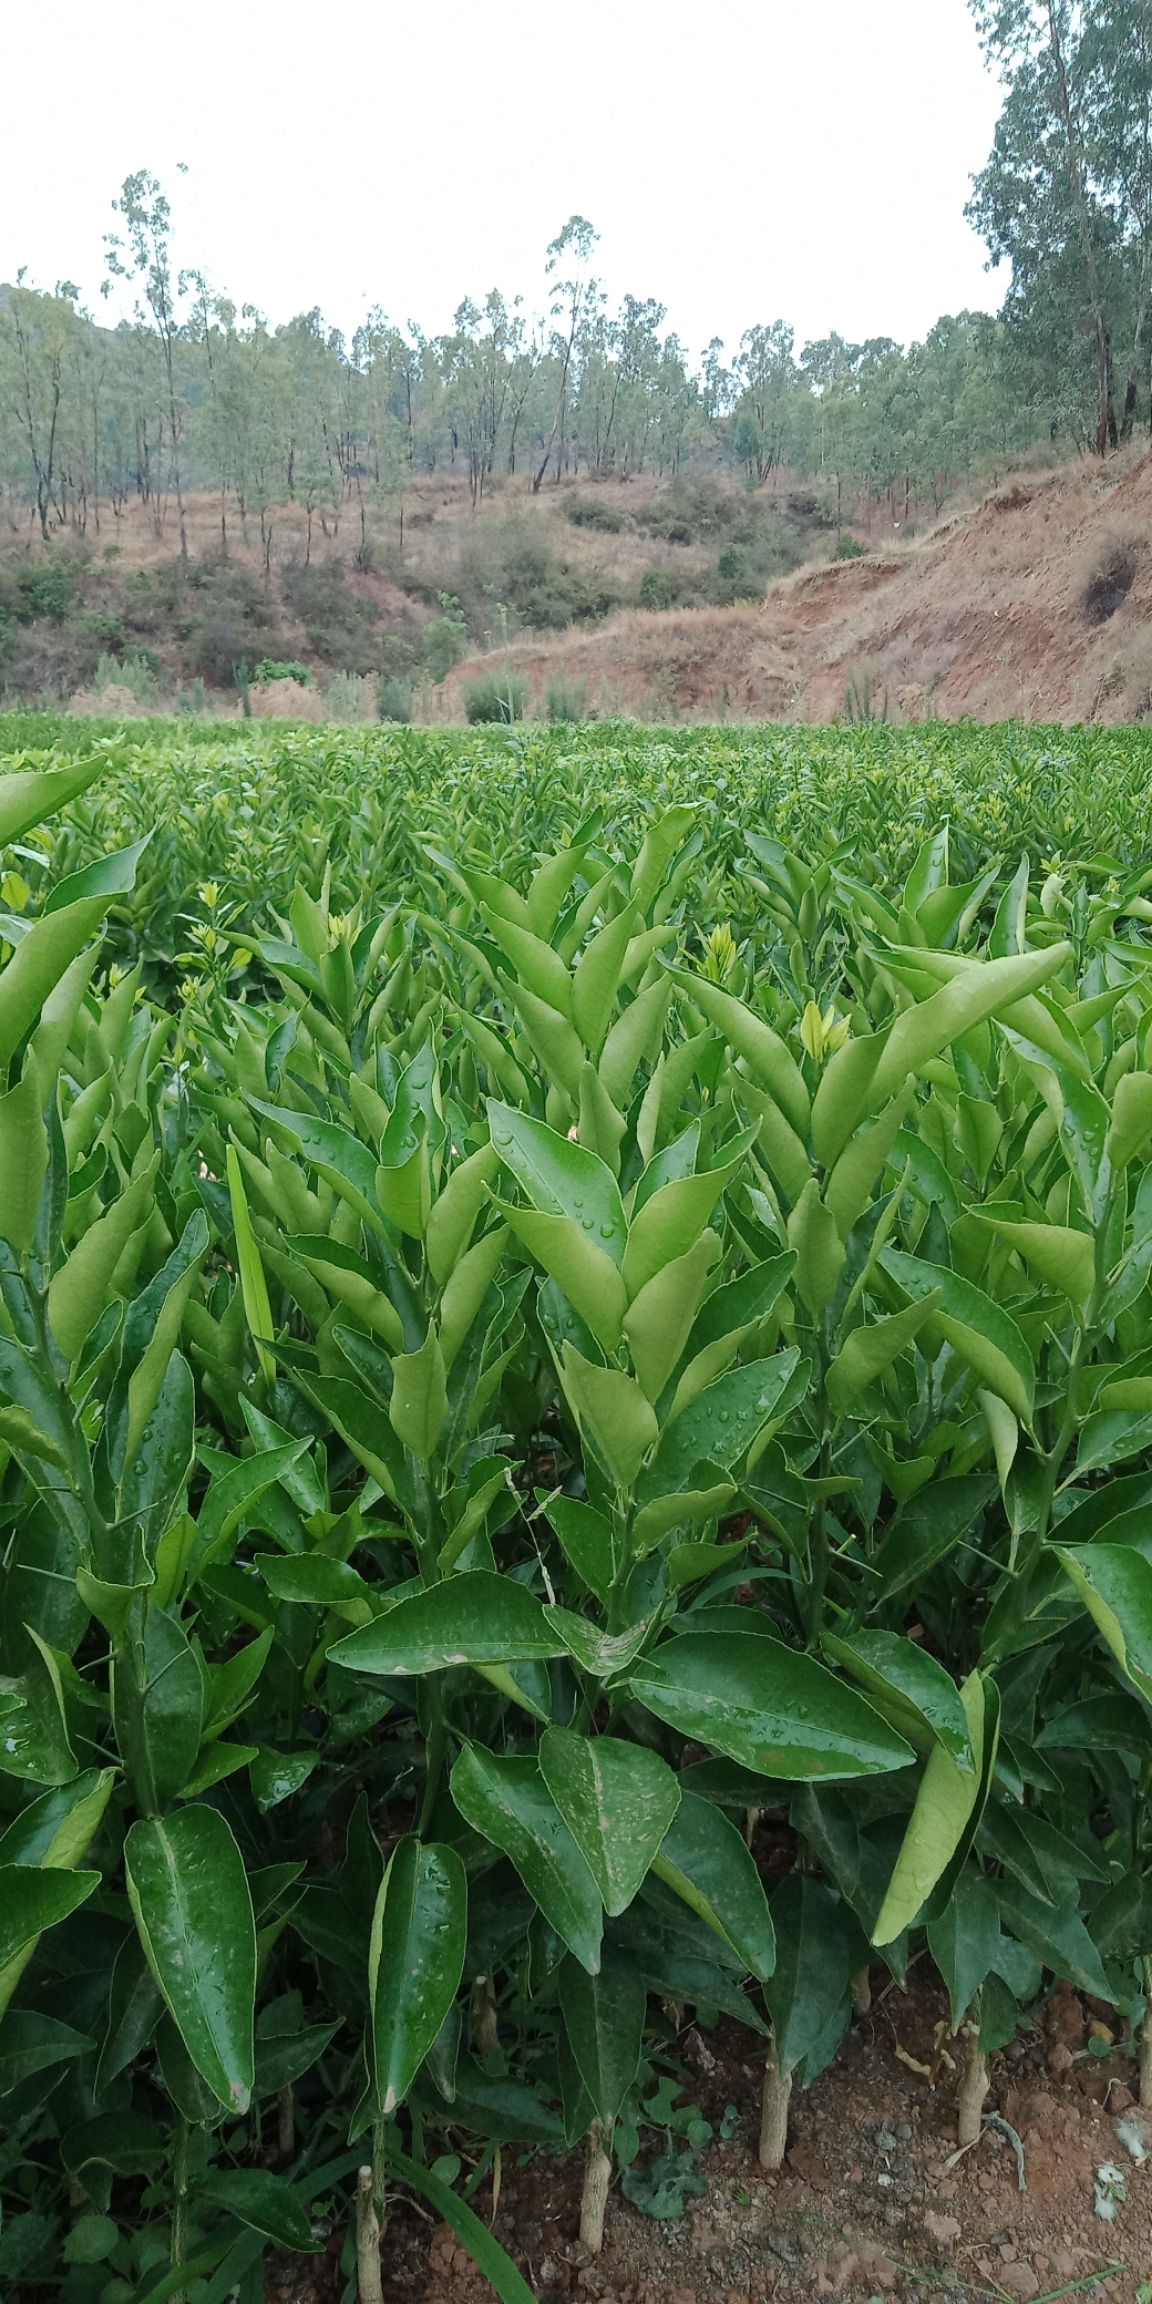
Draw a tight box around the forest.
[1,2,1151,556]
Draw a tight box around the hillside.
[443,447,1152,723]
[2,450,1150,722]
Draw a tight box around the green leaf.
[822,1632,972,1763]
[869,942,1072,1107]
[629,1631,914,1780]
[623,1232,721,1401]
[871,1673,987,1945]
[547,1496,616,1604]
[111,1605,203,1811]
[450,1747,603,1973]
[766,1872,854,2080]
[499,1201,628,1351]
[539,1728,681,1914]
[226,1144,276,1385]
[390,1325,448,1462]
[826,1295,942,1413]
[201,2170,320,2251]
[44,832,152,914]
[0,1866,99,1971]
[642,1351,802,1497]
[125,1806,256,2113]
[971,1214,1095,1306]
[559,1345,658,1488]
[875,1476,996,1601]
[1058,1544,1152,1701]
[256,1554,370,1608]
[621,1145,750,1298]
[0,894,111,1069]
[880,1249,1035,1423]
[487,1100,628,1262]
[0,2011,93,2091]
[559,1948,646,2125]
[926,1868,1002,2031]
[370,1837,467,2114]
[653,1790,776,1979]
[330,1572,565,1676]
[0,1055,47,1259]
[0,757,104,846]
[995,1880,1113,2001]
[786,1180,846,1316]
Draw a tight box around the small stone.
[924,2212,961,2244]
[999,2266,1040,2302]
[894,2122,913,2140]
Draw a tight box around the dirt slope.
[444,449,1152,723]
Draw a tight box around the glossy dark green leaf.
[652,1789,776,1979]
[559,1948,646,2126]
[331,1571,565,1676]
[539,1728,681,1915]
[451,1747,603,1973]
[629,1631,914,1780]
[125,1805,256,2113]
[370,1836,467,2115]
[201,2169,320,2251]
[0,1866,99,1971]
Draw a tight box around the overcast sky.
[2,0,1005,359]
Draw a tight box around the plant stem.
[852,1965,873,2017]
[957,2017,988,2147]
[355,2164,385,2304]
[1141,1957,1152,2109]
[759,2036,792,2170]
[278,2083,295,2160]
[171,2117,191,2304]
[579,2122,611,2255]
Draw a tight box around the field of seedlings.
[5,715,1152,2304]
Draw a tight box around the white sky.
[2,0,1005,360]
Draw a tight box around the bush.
[461,670,528,722]
[423,599,469,683]
[637,478,739,545]
[280,558,379,666]
[254,659,311,685]
[563,495,624,532]
[1078,518,1146,623]
[94,650,157,705]
[637,569,678,611]
[546,679,591,722]
[836,535,868,560]
[456,526,620,633]
[175,678,210,716]
[19,558,76,621]
[324,670,375,721]
[377,675,413,723]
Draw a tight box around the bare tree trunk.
[1140,1958,1152,2109]
[579,2124,611,2255]
[957,2021,988,2147]
[759,2038,792,2170]
[355,2166,384,2304]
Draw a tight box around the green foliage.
[252,659,311,686]
[563,496,624,532]
[376,675,413,723]
[461,671,528,722]
[4,716,1152,2290]
[547,679,590,722]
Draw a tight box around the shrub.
[563,495,624,532]
[19,558,76,621]
[324,670,375,721]
[836,535,868,560]
[1078,517,1146,623]
[94,650,157,705]
[280,557,379,666]
[461,669,528,721]
[254,659,311,685]
[377,675,413,722]
[547,678,591,722]
[637,568,678,611]
[175,677,210,715]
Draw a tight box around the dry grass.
[1076,513,1148,624]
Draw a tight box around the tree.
[105,168,192,552]
[532,217,601,492]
